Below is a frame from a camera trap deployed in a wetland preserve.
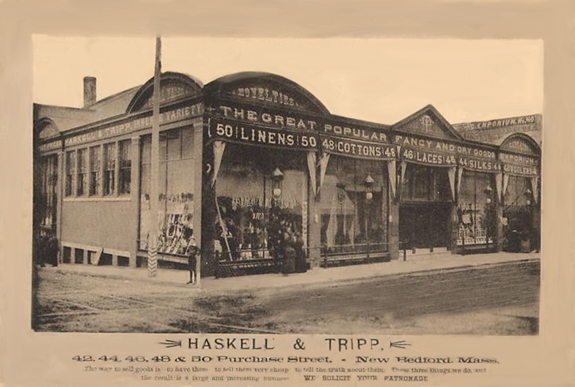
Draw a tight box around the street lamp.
[271,167,284,199]
[484,185,493,204]
[364,174,375,201]
[524,188,532,206]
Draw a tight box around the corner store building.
[34,72,541,275]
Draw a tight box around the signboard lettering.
[321,137,396,160]
[209,120,318,150]
[323,124,388,142]
[229,87,300,107]
[401,148,457,166]
[39,140,61,152]
[64,103,203,147]
[219,106,317,131]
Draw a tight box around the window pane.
[119,140,131,194]
[89,146,101,195]
[65,150,75,196]
[76,149,87,196]
[103,143,116,195]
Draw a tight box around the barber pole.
[148,36,161,277]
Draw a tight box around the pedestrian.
[187,238,199,285]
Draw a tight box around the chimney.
[83,76,97,107]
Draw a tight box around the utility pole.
[148,36,161,277]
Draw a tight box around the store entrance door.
[399,203,451,250]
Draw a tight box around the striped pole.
[148,36,161,277]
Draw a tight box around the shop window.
[76,149,87,196]
[402,164,451,202]
[65,150,75,196]
[139,128,195,255]
[103,143,116,196]
[319,156,388,256]
[215,145,307,261]
[118,140,131,195]
[503,175,534,252]
[89,146,101,196]
[457,171,496,246]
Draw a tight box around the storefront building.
[33,71,541,276]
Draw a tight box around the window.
[319,157,388,255]
[402,164,451,202]
[216,145,307,261]
[103,143,116,196]
[89,146,101,196]
[457,171,496,246]
[76,149,87,196]
[118,140,131,195]
[65,150,75,196]
[139,128,195,255]
[39,155,58,229]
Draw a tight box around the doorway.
[399,203,451,250]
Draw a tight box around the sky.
[33,36,543,124]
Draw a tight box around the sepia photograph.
[32,36,542,335]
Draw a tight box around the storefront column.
[192,120,204,279]
[56,149,64,263]
[494,192,504,252]
[389,197,399,260]
[129,136,141,268]
[308,175,321,269]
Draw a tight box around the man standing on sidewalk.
[187,239,199,285]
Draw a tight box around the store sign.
[228,87,302,108]
[323,122,388,142]
[394,134,496,159]
[401,147,457,166]
[208,119,318,150]
[458,156,501,172]
[499,152,539,176]
[321,136,396,160]
[218,105,318,131]
[39,140,61,153]
[64,103,203,147]
[465,115,538,130]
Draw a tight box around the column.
[192,120,204,280]
[56,149,64,263]
[129,136,141,268]
[449,204,459,253]
[99,144,105,195]
[494,190,504,252]
[308,168,321,269]
[388,195,399,260]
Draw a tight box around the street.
[33,260,539,335]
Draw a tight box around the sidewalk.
[47,251,540,292]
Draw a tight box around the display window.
[139,127,195,256]
[457,170,496,246]
[214,144,307,261]
[319,156,388,255]
[503,175,534,251]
